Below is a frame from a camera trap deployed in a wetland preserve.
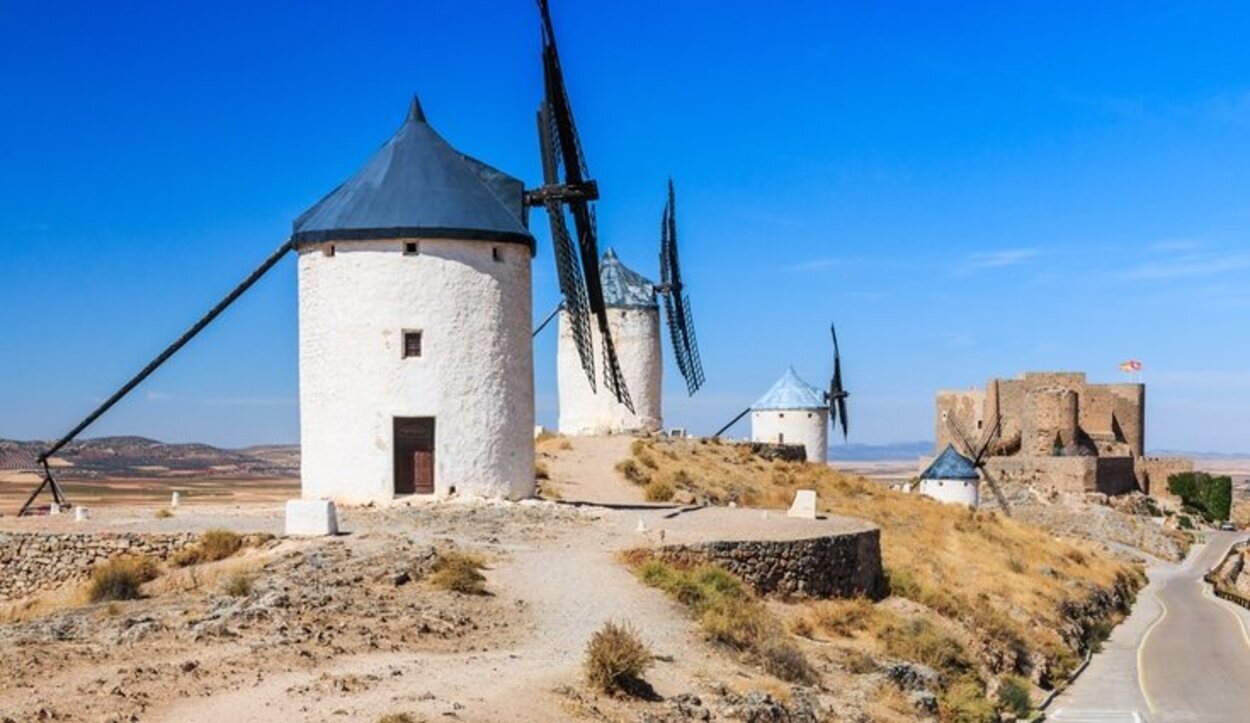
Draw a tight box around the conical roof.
[293,96,534,250]
[919,444,980,480]
[752,367,828,411]
[600,248,657,309]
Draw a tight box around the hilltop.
[0,437,299,479]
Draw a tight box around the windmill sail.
[659,180,706,395]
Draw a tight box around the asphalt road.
[1051,532,1250,723]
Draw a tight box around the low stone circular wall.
[655,528,886,600]
[0,532,198,602]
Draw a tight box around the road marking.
[1049,708,1142,722]
[1200,574,1250,649]
[1136,586,1168,716]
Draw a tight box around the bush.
[223,574,253,598]
[89,555,159,602]
[431,551,487,595]
[616,460,650,485]
[881,617,972,681]
[940,679,996,723]
[154,508,173,519]
[584,621,653,695]
[1168,472,1233,522]
[172,529,244,567]
[643,479,675,502]
[996,675,1033,717]
[758,638,814,683]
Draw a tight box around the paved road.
[1051,532,1250,723]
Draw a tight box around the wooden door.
[393,417,435,495]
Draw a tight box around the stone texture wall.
[0,532,197,602]
[1136,457,1194,499]
[987,456,1142,497]
[1022,386,1079,456]
[935,389,985,452]
[655,528,886,600]
[740,442,808,463]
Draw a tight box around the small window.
[324,244,336,257]
[779,413,785,419]
[404,241,419,255]
[492,247,503,262]
[402,331,423,359]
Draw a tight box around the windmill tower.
[295,98,536,504]
[557,248,663,434]
[918,444,981,506]
[550,181,705,436]
[747,368,830,463]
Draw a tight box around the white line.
[1136,586,1168,716]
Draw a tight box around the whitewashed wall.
[298,238,534,504]
[751,409,829,464]
[918,478,980,507]
[557,307,662,435]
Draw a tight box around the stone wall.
[655,528,886,600]
[1136,457,1194,499]
[0,532,197,602]
[739,442,808,463]
[987,456,1142,496]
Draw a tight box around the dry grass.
[222,573,253,598]
[583,621,653,695]
[633,559,813,683]
[535,461,551,480]
[171,529,244,567]
[88,555,160,602]
[624,439,1145,714]
[431,550,488,595]
[376,714,420,723]
[154,507,173,519]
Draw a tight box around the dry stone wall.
[0,532,197,602]
[656,528,886,600]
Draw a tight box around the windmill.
[943,412,1012,515]
[713,323,849,447]
[18,0,633,512]
[524,0,633,412]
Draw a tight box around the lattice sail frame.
[660,181,706,395]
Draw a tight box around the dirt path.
[542,436,646,506]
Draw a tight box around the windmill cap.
[752,367,828,411]
[600,248,658,309]
[920,444,980,480]
[292,95,534,251]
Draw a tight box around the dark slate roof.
[292,96,534,250]
[601,248,657,309]
[752,368,828,411]
[919,444,980,480]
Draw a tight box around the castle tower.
[750,368,829,463]
[1022,386,1079,456]
[557,249,663,435]
[918,444,980,507]
[294,98,535,504]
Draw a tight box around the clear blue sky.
[3,1,1249,452]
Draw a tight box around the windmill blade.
[973,412,1002,465]
[979,466,1012,516]
[943,415,980,460]
[532,301,563,338]
[713,407,752,439]
[532,0,632,411]
[659,180,705,395]
[828,323,848,440]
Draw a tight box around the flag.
[1119,360,1142,373]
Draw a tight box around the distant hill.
[827,441,932,462]
[1150,450,1250,460]
[0,436,299,479]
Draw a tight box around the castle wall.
[1109,384,1145,457]
[298,238,535,504]
[557,307,663,436]
[1022,386,1079,456]
[752,409,829,464]
[935,389,985,453]
[986,456,1098,496]
[1136,457,1193,499]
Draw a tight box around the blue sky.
[3,1,1250,451]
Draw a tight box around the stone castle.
[935,371,1191,498]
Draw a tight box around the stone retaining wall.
[0,532,198,602]
[656,528,886,600]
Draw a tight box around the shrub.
[154,508,173,519]
[584,621,653,695]
[89,555,159,603]
[1168,472,1233,522]
[615,460,650,485]
[431,551,487,595]
[758,638,814,683]
[223,574,253,598]
[996,675,1033,718]
[940,679,996,723]
[643,479,675,502]
[807,597,879,637]
[172,529,244,567]
[881,617,972,680]
[534,461,551,480]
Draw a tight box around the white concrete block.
[285,499,339,537]
[787,489,818,520]
[74,506,90,522]
[171,491,181,507]
[534,425,547,439]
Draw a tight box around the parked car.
[1220,521,1237,531]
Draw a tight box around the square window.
[402,331,423,358]
[492,247,503,262]
[404,242,419,255]
[324,244,336,257]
